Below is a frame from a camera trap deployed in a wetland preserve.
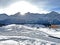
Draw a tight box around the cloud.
[1,0,60,8]
[22,0,59,13]
[0,0,20,8]
[0,0,60,13]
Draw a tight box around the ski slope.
[0,24,60,45]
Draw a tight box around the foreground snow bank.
[0,40,18,45]
[0,24,60,44]
[0,36,59,45]
[1,24,60,38]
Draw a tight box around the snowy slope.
[0,24,60,45]
[0,36,60,45]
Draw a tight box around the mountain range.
[0,11,60,25]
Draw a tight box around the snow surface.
[0,24,60,45]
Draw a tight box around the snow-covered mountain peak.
[49,11,59,15]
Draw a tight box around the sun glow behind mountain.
[0,1,49,15]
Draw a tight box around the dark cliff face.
[0,11,60,25]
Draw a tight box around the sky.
[0,0,60,15]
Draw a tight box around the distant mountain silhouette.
[0,11,60,26]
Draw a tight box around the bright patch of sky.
[0,0,60,15]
